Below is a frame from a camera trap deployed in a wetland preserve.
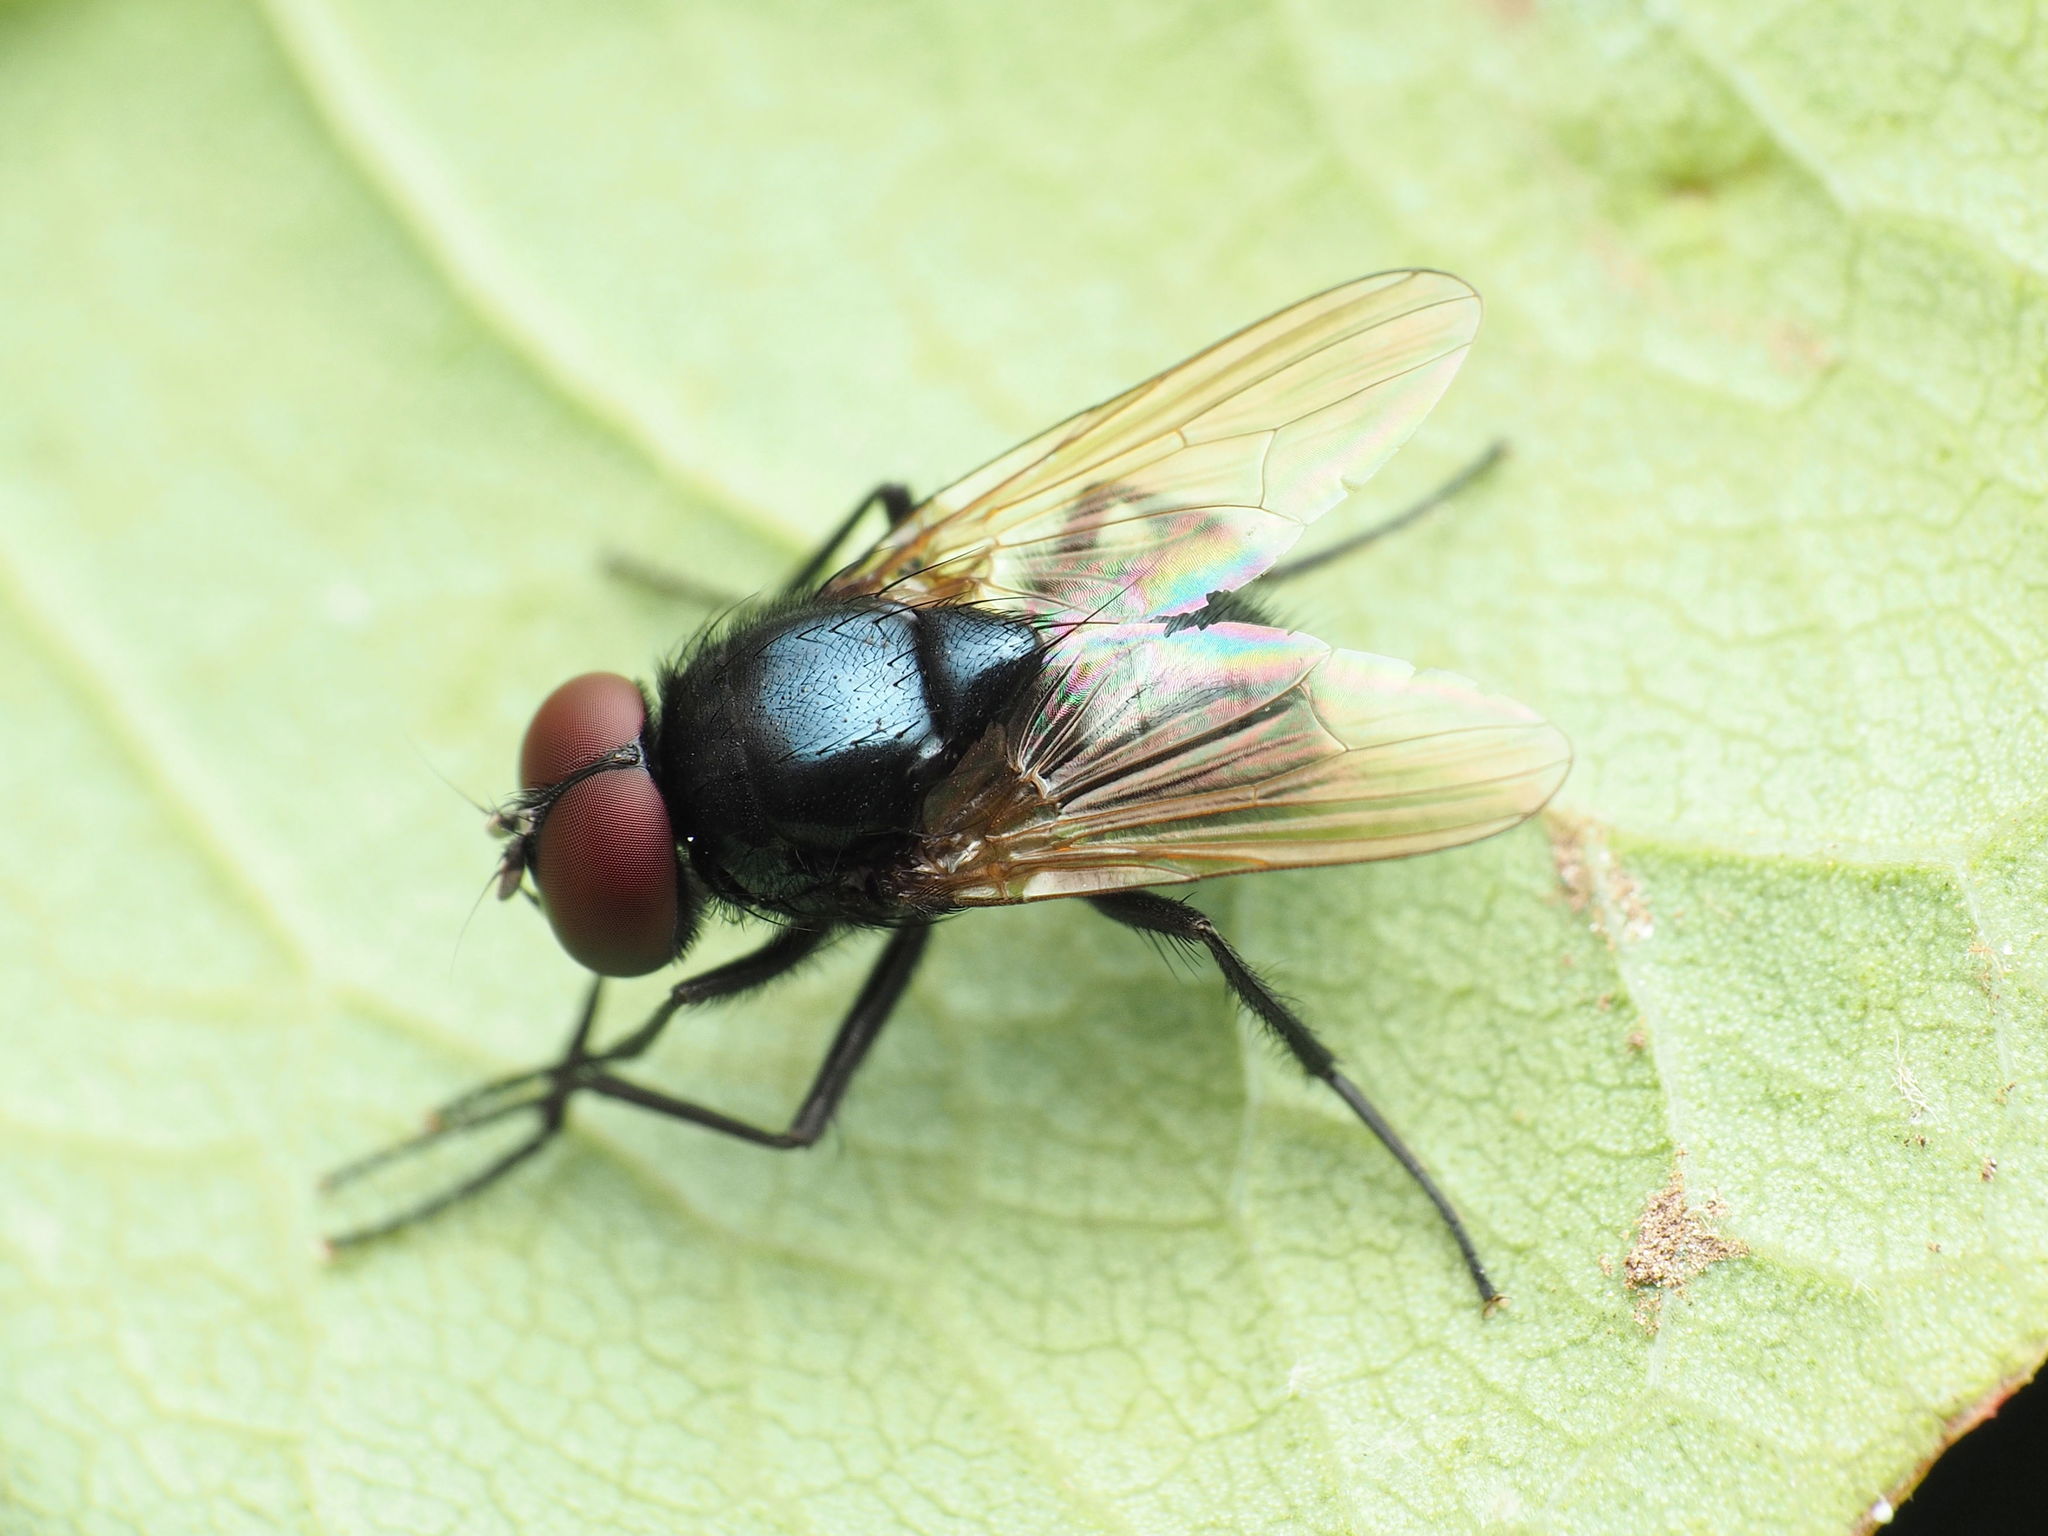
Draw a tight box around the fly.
[323,270,1570,1311]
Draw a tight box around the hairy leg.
[321,924,835,1250]
[1258,440,1506,587]
[1089,889,1502,1310]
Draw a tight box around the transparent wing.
[901,622,1570,905]
[824,270,1481,625]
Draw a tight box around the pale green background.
[1,1,2044,1533]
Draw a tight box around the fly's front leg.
[576,923,930,1149]
[320,925,833,1252]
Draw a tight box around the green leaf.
[2,0,2043,1531]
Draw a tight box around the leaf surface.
[1,1,2044,1532]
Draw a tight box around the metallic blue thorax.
[656,600,1040,917]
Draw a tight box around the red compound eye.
[519,672,679,977]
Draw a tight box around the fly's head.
[491,671,698,977]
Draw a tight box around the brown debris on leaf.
[1623,1158,1749,1333]
[1548,813,1654,947]
[1552,815,1594,913]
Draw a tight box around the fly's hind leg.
[1088,889,1504,1312]
[1258,439,1507,587]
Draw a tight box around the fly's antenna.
[406,735,502,819]
[406,736,532,973]
[449,863,513,980]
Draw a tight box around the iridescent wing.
[898,622,1570,905]
[823,270,1481,626]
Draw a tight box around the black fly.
[323,271,1569,1310]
